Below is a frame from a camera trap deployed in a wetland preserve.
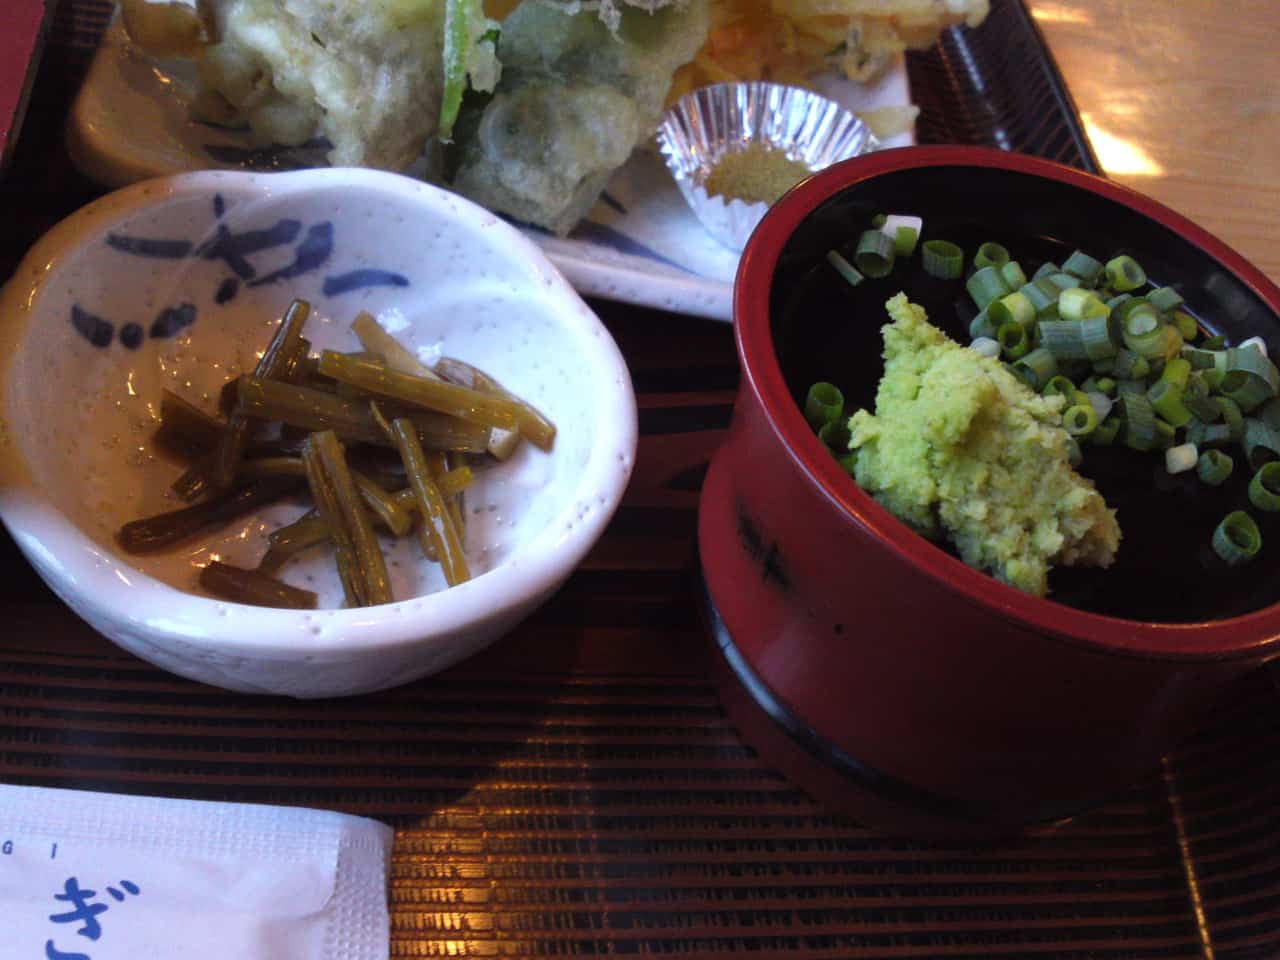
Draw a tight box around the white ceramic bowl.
[0,168,637,697]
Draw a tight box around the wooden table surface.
[1032,0,1280,284]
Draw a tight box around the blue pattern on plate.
[148,303,197,339]
[568,220,693,275]
[73,195,411,349]
[323,269,410,297]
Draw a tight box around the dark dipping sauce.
[770,165,1280,623]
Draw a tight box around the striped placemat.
[2,3,1277,956]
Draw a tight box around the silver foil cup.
[657,82,879,251]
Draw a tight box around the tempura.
[449,0,712,234]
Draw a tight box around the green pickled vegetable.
[117,478,298,554]
[302,430,392,608]
[199,561,318,609]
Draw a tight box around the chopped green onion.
[1183,373,1221,422]
[1165,442,1198,474]
[1122,302,1160,337]
[973,242,1010,269]
[1063,403,1098,437]
[1114,296,1151,323]
[1159,356,1192,392]
[988,291,1036,330]
[1154,418,1177,448]
[825,250,864,288]
[1001,261,1027,290]
[804,382,844,429]
[1202,335,1227,350]
[997,321,1030,360]
[1124,326,1168,360]
[1021,278,1061,318]
[969,308,997,340]
[1104,255,1146,292]
[1159,326,1186,360]
[1112,349,1147,380]
[854,229,896,278]
[1123,312,1173,359]
[1212,511,1261,566]
[1046,272,1083,292]
[1172,309,1198,341]
[880,214,923,256]
[1182,346,1218,370]
[1037,320,1088,360]
[970,336,1001,358]
[1085,391,1114,424]
[870,213,887,228]
[1119,393,1158,451]
[1042,375,1077,399]
[1258,397,1280,432]
[1216,396,1245,441]
[1187,419,1232,449]
[1079,316,1118,361]
[922,239,964,279]
[966,265,1011,311]
[1221,346,1280,411]
[1032,261,1059,281]
[1012,347,1058,390]
[1148,286,1184,313]
[1239,336,1269,357]
[1243,417,1280,471]
[1116,378,1146,398]
[1062,250,1104,287]
[1197,449,1234,486]
[818,418,850,451]
[1106,293,1134,313]
[1249,462,1280,511]
[1059,287,1109,322]
[1227,345,1280,383]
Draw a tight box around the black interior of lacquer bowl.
[772,165,1280,623]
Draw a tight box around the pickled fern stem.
[199,560,318,609]
[378,411,471,587]
[435,355,556,453]
[210,298,310,489]
[302,430,392,607]
[117,477,298,554]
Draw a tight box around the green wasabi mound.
[848,293,1121,597]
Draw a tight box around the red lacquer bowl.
[698,145,1280,832]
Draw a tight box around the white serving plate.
[68,16,914,322]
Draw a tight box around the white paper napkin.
[1,784,393,960]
